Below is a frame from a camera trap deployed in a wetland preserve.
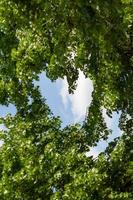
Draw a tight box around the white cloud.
[59,70,93,123]
[85,148,99,159]
[102,108,112,129]
[59,77,69,109]
[0,124,8,131]
[59,75,121,131]
[0,140,4,147]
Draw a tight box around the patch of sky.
[35,70,121,157]
[0,70,121,155]
[34,72,74,127]
[87,111,121,158]
[0,104,16,117]
[35,70,93,126]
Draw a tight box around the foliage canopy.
[0,0,133,199]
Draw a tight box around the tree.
[0,0,133,199]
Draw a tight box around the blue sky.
[0,71,121,156]
[36,71,93,126]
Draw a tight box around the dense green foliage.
[0,0,133,199]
